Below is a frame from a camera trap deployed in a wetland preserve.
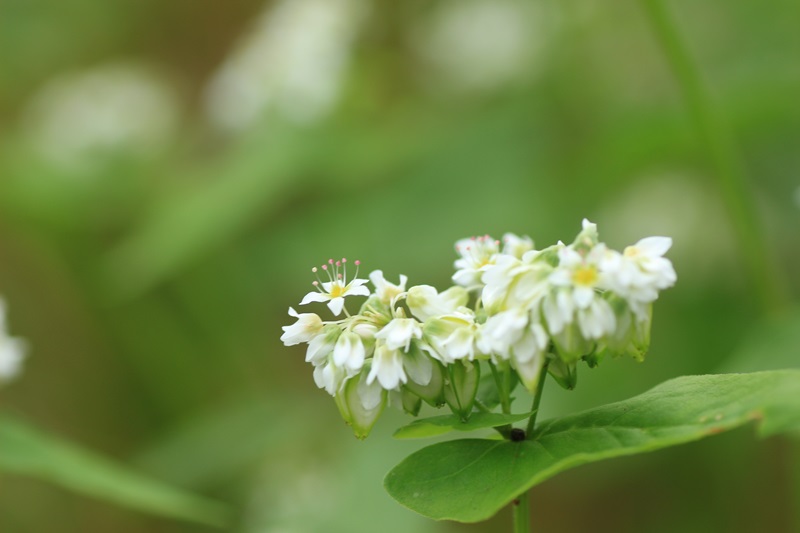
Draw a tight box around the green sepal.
[548,356,578,390]
[400,388,422,416]
[444,360,480,421]
[335,366,386,440]
[404,358,446,407]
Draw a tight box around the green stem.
[513,492,530,533]
[526,360,550,437]
[490,363,512,414]
[641,0,787,315]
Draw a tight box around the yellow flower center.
[572,265,598,286]
[329,283,345,298]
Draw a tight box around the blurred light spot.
[599,175,738,284]
[22,63,180,172]
[205,0,368,132]
[794,185,800,209]
[410,0,556,93]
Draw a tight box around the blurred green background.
[1,0,799,531]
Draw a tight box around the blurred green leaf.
[393,412,532,440]
[719,307,800,373]
[385,370,800,522]
[0,414,230,528]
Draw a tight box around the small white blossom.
[313,359,347,395]
[544,245,616,339]
[406,285,468,321]
[453,235,500,289]
[501,233,534,258]
[305,325,341,365]
[332,330,367,372]
[0,300,26,385]
[280,307,324,346]
[369,270,408,304]
[367,342,407,390]
[604,237,676,319]
[300,258,370,316]
[375,318,422,352]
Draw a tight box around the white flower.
[369,270,408,304]
[300,258,370,316]
[375,318,422,352]
[501,233,534,258]
[332,330,367,372]
[544,244,616,339]
[424,309,484,363]
[453,235,500,288]
[481,253,550,313]
[367,342,407,390]
[313,359,347,395]
[0,300,26,385]
[280,307,324,346]
[406,285,468,321]
[607,237,676,310]
[305,325,341,365]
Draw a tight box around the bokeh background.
[1,0,799,532]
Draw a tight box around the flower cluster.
[281,221,676,438]
[0,298,27,386]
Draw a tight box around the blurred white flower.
[280,307,324,346]
[205,0,368,131]
[0,299,26,386]
[369,270,408,305]
[22,63,179,171]
[410,0,555,93]
[452,235,500,289]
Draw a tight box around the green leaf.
[0,414,231,527]
[384,370,800,522]
[393,412,533,440]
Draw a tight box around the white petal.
[573,286,595,309]
[300,291,329,305]
[635,236,672,257]
[327,297,345,316]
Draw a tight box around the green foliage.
[385,370,800,523]
[0,414,230,527]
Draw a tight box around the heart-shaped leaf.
[393,412,533,440]
[385,370,800,522]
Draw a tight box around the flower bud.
[335,365,386,440]
[548,356,578,390]
[404,357,445,407]
[443,360,480,421]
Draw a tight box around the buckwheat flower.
[424,309,484,363]
[453,235,500,289]
[545,244,616,340]
[375,316,423,352]
[368,342,406,390]
[333,330,367,372]
[479,308,549,390]
[369,270,408,304]
[406,285,468,321]
[605,237,676,319]
[305,325,342,366]
[280,307,324,346]
[481,253,551,313]
[313,359,347,395]
[501,232,534,259]
[300,258,370,316]
[0,300,26,385]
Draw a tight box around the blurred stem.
[491,363,512,414]
[526,360,550,437]
[641,0,787,315]
[511,361,550,533]
[513,492,530,533]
